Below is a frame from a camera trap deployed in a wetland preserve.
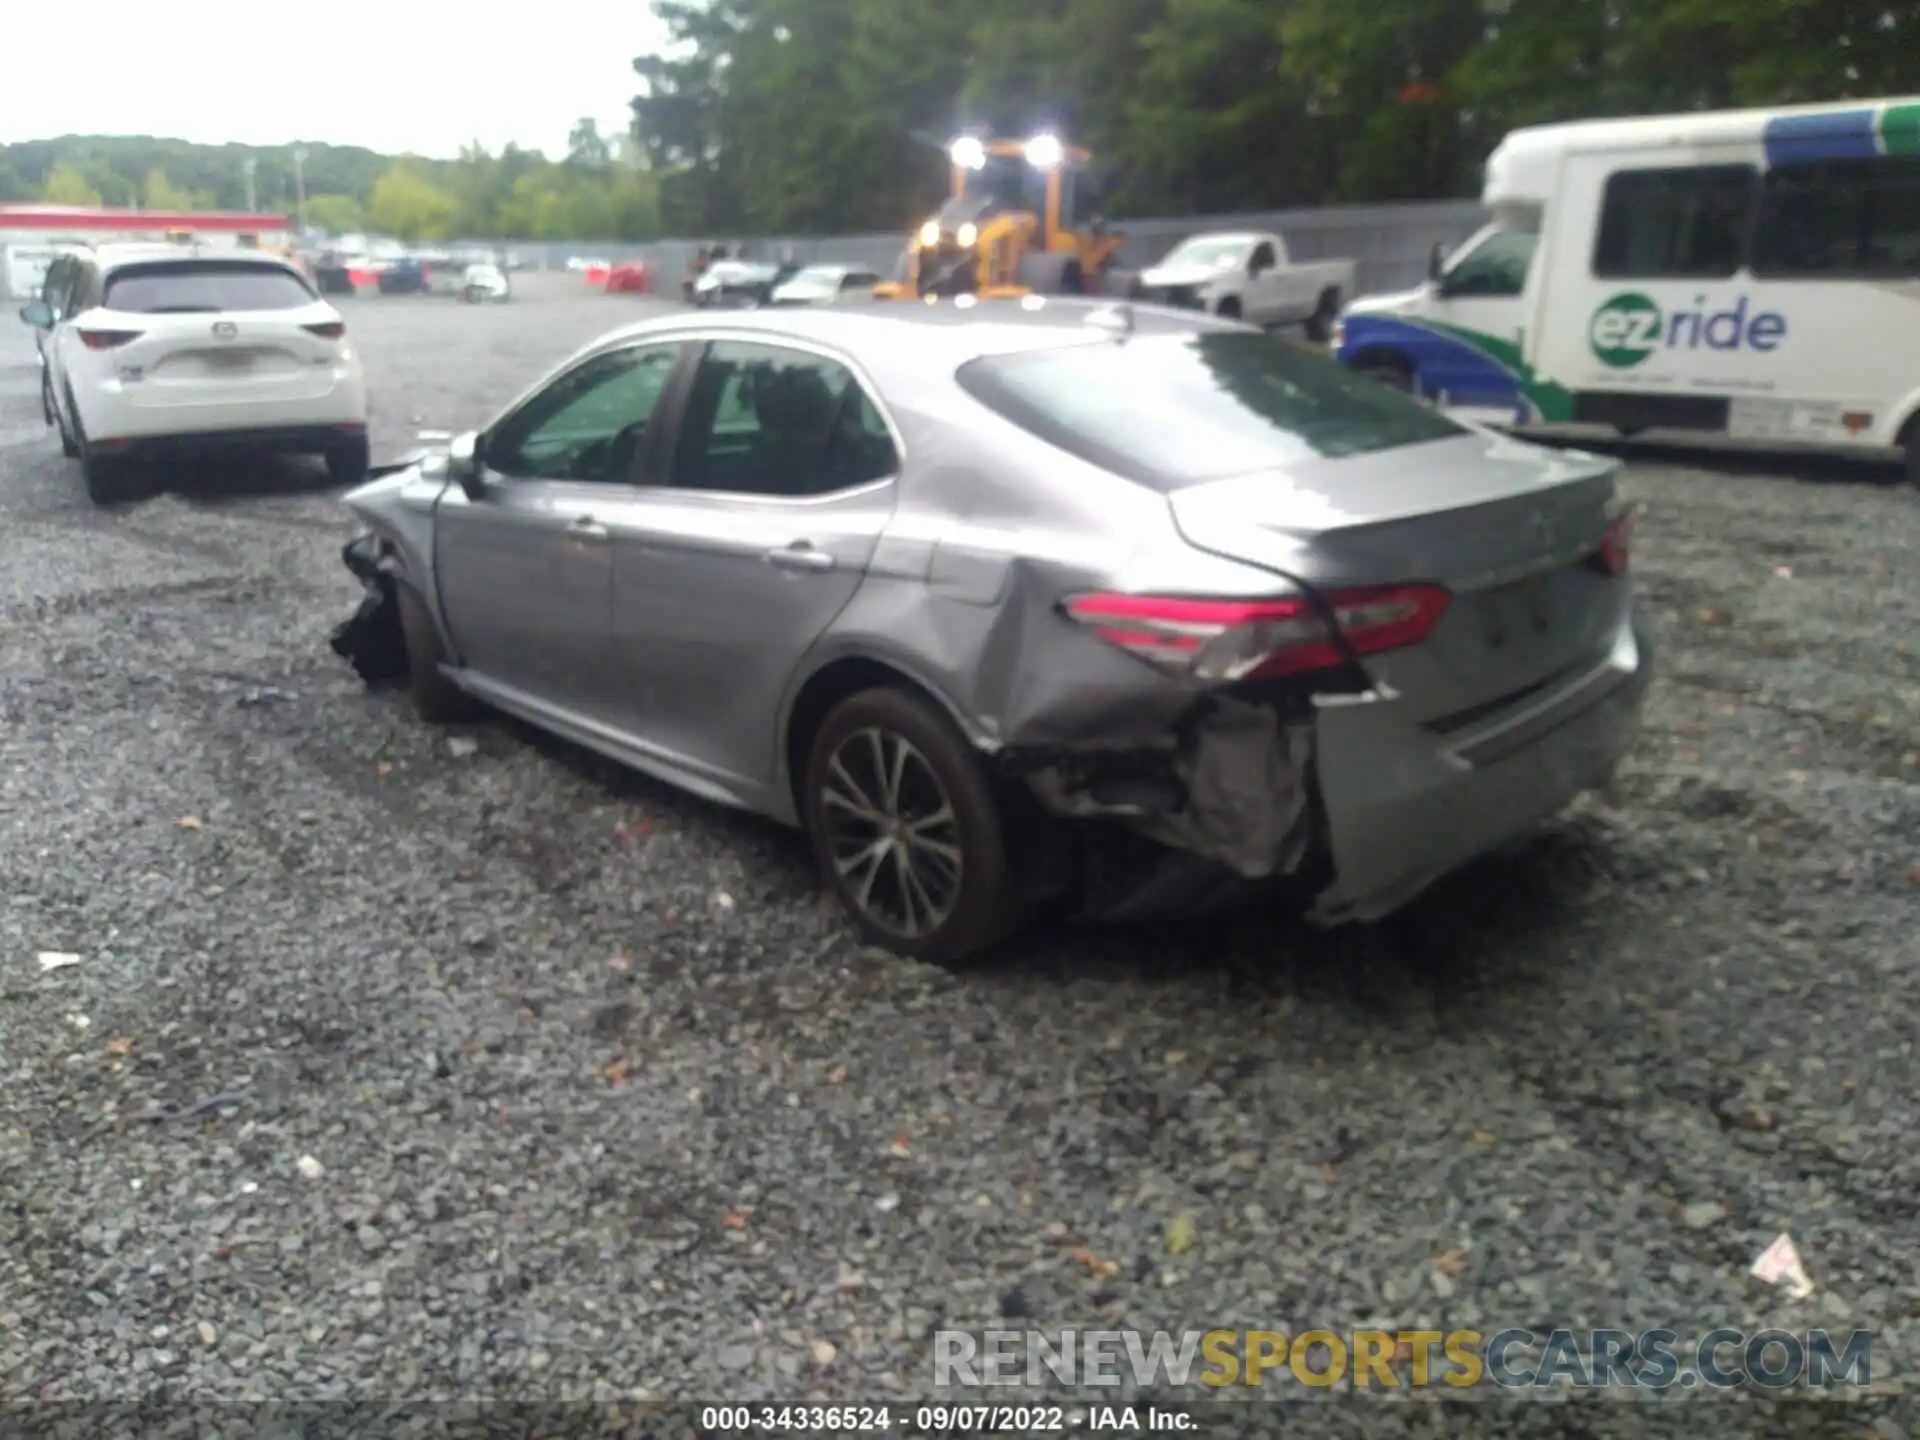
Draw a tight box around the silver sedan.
[334,299,1652,961]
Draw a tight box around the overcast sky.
[2,2,667,159]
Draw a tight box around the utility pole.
[243,157,258,213]
[293,148,308,234]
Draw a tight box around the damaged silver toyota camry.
[331,299,1652,961]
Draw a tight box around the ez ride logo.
[1588,292,1787,369]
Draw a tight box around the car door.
[32,255,70,371]
[1246,239,1291,325]
[601,338,899,792]
[430,339,690,724]
[46,260,98,429]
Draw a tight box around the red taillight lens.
[1597,505,1638,576]
[79,328,141,350]
[1063,583,1451,682]
[303,321,346,340]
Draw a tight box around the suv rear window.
[955,330,1464,488]
[102,261,316,314]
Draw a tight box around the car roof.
[92,244,303,276]
[597,297,1229,373]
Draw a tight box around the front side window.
[957,330,1464,489]
[840,271,880,293]
[103,261,318,314]
[670,341,898,497]
[1439,229,1538,298]
[485,343,684,484]
[1592,165,1756,280]
[1751,156,1920,279]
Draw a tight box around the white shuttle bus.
[1333,96,1920,484]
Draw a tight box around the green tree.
[304,193,364,233]
[365,163,458,241]
[42,162,104,206]
[141,168,194,210]
[567,118,612,170]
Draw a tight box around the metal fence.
[490,198,1488,301]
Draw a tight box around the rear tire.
[396,582,481,723]
[802,686,1026,964]
[68,388,144,504]
[82,450,140,505]
[325,435,371,487]
[1902,416,1919,491]
[1305,287,1341,344]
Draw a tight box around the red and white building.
[2,204,293,298]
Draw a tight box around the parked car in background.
[330,300,1649,962]
[377,258,430,295]
[462,262,511,303]
[18,244,369,503]
[1140,231,1355,340]
[692,259,800,308]
[309,253,356,295]
[605,260,650,294]
[771,263,885,306]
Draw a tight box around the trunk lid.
[1168,431,1631,723]
[93,305,345,408]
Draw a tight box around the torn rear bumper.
[1309,617,1654,923]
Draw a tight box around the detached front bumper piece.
[329,534,408,684]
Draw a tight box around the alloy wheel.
[819,726,964,938]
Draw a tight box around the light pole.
[243,157,258,213]
[293,148,308,234]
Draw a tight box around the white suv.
[18,244,370,504]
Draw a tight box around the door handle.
[567,516,609,543]
[764,541,835,573]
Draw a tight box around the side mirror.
[1427,241,1447,283]
[19,300,53,329]
[448,430,484,499]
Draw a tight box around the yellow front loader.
[874,133,1134,301]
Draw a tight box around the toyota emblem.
[212,321,238,340]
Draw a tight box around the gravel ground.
[1,274,1916,1435]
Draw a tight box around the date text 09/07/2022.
[698,1403,1192,1432]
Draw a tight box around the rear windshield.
[102,261,317,314]
[955,330,1464,488]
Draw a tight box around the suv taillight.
[80,328,141,350]
[1596,505,1639,576]
[1062,584,1451,682]
[303,321,346,340]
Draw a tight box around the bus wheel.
[1356,354,1416,394]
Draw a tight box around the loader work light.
[948,136,987,171]
[1023,132,1065,170]
[919,220,942,248]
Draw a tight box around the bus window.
[1591,165,1756,280]
[1751,156,1920,280]
[1436,229,1538,298]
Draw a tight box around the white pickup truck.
[1138,230,1355,340]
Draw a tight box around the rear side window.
[102,261,317,314]
[955,331,1464,488]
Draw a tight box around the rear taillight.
[1062,584,1451,683]
[303,321,346,340]
[1597,505,1639,576]
[80,329,141,350]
